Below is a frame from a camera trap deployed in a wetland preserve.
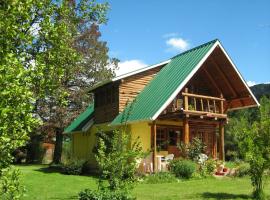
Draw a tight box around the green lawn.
[17,165,270,200]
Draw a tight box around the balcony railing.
[162,88,227,119]
[182,88,226,118]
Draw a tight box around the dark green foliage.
[225,84,270,160]
[26,135,45,163]
[235,163,250,177]
[0,168,25,200]
[169,159,196,179]
[144,172,177,184]
[178,137,206,160]
[95,129,143,191]
[225,150,239,162]
[61,159,85,175]
[205,159,216,175]
[251,83,270,100]
[78,189,135,200]
[229,97,270,199]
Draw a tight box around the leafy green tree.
[29,0,117,164]
[232,97,270,199]
[0,0,39,171]
[1,0,41,197]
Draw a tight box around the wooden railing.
[182,88,226,118]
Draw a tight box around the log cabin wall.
[94,82,120,124]
[119,65,164,112]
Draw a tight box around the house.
[65,39,259,172]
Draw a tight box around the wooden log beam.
[219,121,225,161]
[202,68,222,95]
[184,88,189,111]
[210,58,237,98]
[182,92,225,101]
[212,132,217,159]
[151,121,157,173]
[183,110,227,119]
[184,118,190,144]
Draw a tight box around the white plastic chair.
[161,154,174,171]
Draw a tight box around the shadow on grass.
[34,165,101,179]
[34,166,62,174]
[201,192,251,199]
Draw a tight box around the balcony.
[162,88,227,119]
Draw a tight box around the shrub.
[169,159,196,179]
[144,172,177,184]
[61,159,85,175]
[205,159,216,175]
[235,163,250,177]
[178,137,206,160]
[226,150,238,161]
[0,168,25,200]
[78,189,135,200]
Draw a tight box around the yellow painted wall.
[72,120,183,164]
[72,123,113,166]
[130,122,151,152]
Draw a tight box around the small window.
[157,128,167,151]
[168,129,178,146]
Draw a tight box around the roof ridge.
[171,39,219,59]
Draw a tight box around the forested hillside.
[250,83,270,100]
[225,83,270,160]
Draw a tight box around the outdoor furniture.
[156,155,164,172]
[160,154,174,171]
[143,153,153,173]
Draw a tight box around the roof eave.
[88,60,171,93]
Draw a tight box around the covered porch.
[149,88,227,172]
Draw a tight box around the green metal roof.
[64,104,94,133]
[111,40,217,125]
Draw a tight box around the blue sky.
[99,0,270,85]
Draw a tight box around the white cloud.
[116,60,147,76]
[166,37,190,52]
[247,81,257,86]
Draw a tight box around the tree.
[232,97,270,199]
[0,0,39,172]
[1,0,41,197]
[22,0,116,164]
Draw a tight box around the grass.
[17,165,270,200]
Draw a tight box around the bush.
[205,159,216,175]
[235,163,250,177]
[61,159,85,175]
[0,168,25,200]
[226,150,238,161]
[78,189,135,200]
[144,172,177,184]
[169,159,196,179]
[178,137,206,160]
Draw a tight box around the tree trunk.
[53,128,63,164]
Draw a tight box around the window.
[157,128,167,151]
[168,129,178,145]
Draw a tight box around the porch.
[149,89,227,172]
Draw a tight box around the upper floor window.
[95,84,117,108]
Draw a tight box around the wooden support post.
[151,121,157,172]
[213,100,216,113]
[219,121,225,161]
[194,97,197,111]
[184,118,190,144]
[220,94,224,114]
[184,88,189,111]
[200,98,204,111]
[212,131,217,159]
